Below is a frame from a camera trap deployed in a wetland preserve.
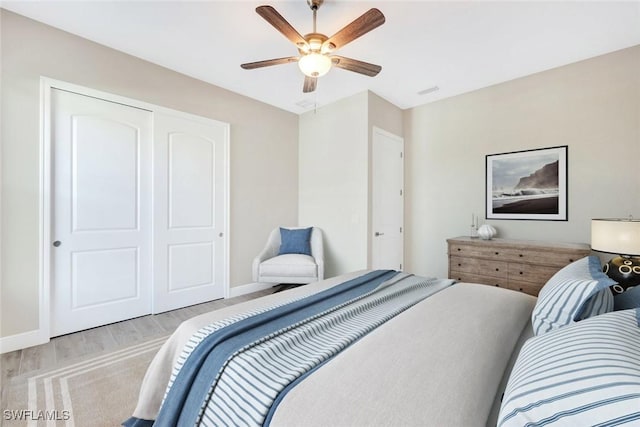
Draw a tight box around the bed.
[124,257,640,426]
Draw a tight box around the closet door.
[50,89,153,336]
[153,112,228,313]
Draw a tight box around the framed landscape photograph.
[486,146,568,221]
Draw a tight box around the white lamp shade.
[298,53,332,77]
[591,218,640,256]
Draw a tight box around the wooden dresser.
[447,237,591,296]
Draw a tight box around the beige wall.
[298,91,403,276]
[298,93,369,277]
[404,45,640,279]
[368,92,404,137]
[0,10,299,337]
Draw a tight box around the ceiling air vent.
[417,86,439,95]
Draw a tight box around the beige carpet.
[2,336,167,427]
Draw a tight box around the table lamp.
[591,218,640,294]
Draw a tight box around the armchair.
[252,227,324,284]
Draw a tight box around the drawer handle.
[458,263,462,267]
[495,268,500,271]
[519,271,523,275]
[495,252,499,255]
[519,254,524,257]
[569,259,574,262]
[519,288,523,292]
[457,248,461,251]
[495,284,500,287]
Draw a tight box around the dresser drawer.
[448,271,507,288]
[450,256,508,278]
[508,263,558,285]
[449,244,505,260]
[449,241,589,267]
[501,250,586,268]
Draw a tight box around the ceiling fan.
[241,0,385,93]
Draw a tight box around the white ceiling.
[3,1,640,114]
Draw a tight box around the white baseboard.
[228,282,275,298]
[0,328,49,354]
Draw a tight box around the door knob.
[374,232,384,237]
[53,241,62,247]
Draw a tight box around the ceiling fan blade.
[331,56,382,77]
[256,5,308,49]
[303,76,317,93]
[241,56,299,70]
[325,8,385,51]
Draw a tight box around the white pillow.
[531,256,615,336]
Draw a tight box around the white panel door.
[153,112,228,313]
[51,89,152,336]
[371,127,404,270]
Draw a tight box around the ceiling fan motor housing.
[298,33,332,54]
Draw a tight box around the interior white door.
[153,112,228,313]
[51,89,153,336]
[371,127,404,270]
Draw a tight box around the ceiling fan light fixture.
[298,53,332,77]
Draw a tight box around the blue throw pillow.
[278,227,312,256]
[614,285,640,311]
[531,256,615,336]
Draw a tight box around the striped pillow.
[532,256,615,336]
[498,308,640,427]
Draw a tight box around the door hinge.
[400,263,403,270]
[400,189,403,196]
[400,152,403,158]
[400,227,403,233]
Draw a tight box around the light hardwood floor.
[0,288,275,383]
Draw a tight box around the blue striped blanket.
[125,270,453,426]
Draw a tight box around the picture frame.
[486,146,568,221]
